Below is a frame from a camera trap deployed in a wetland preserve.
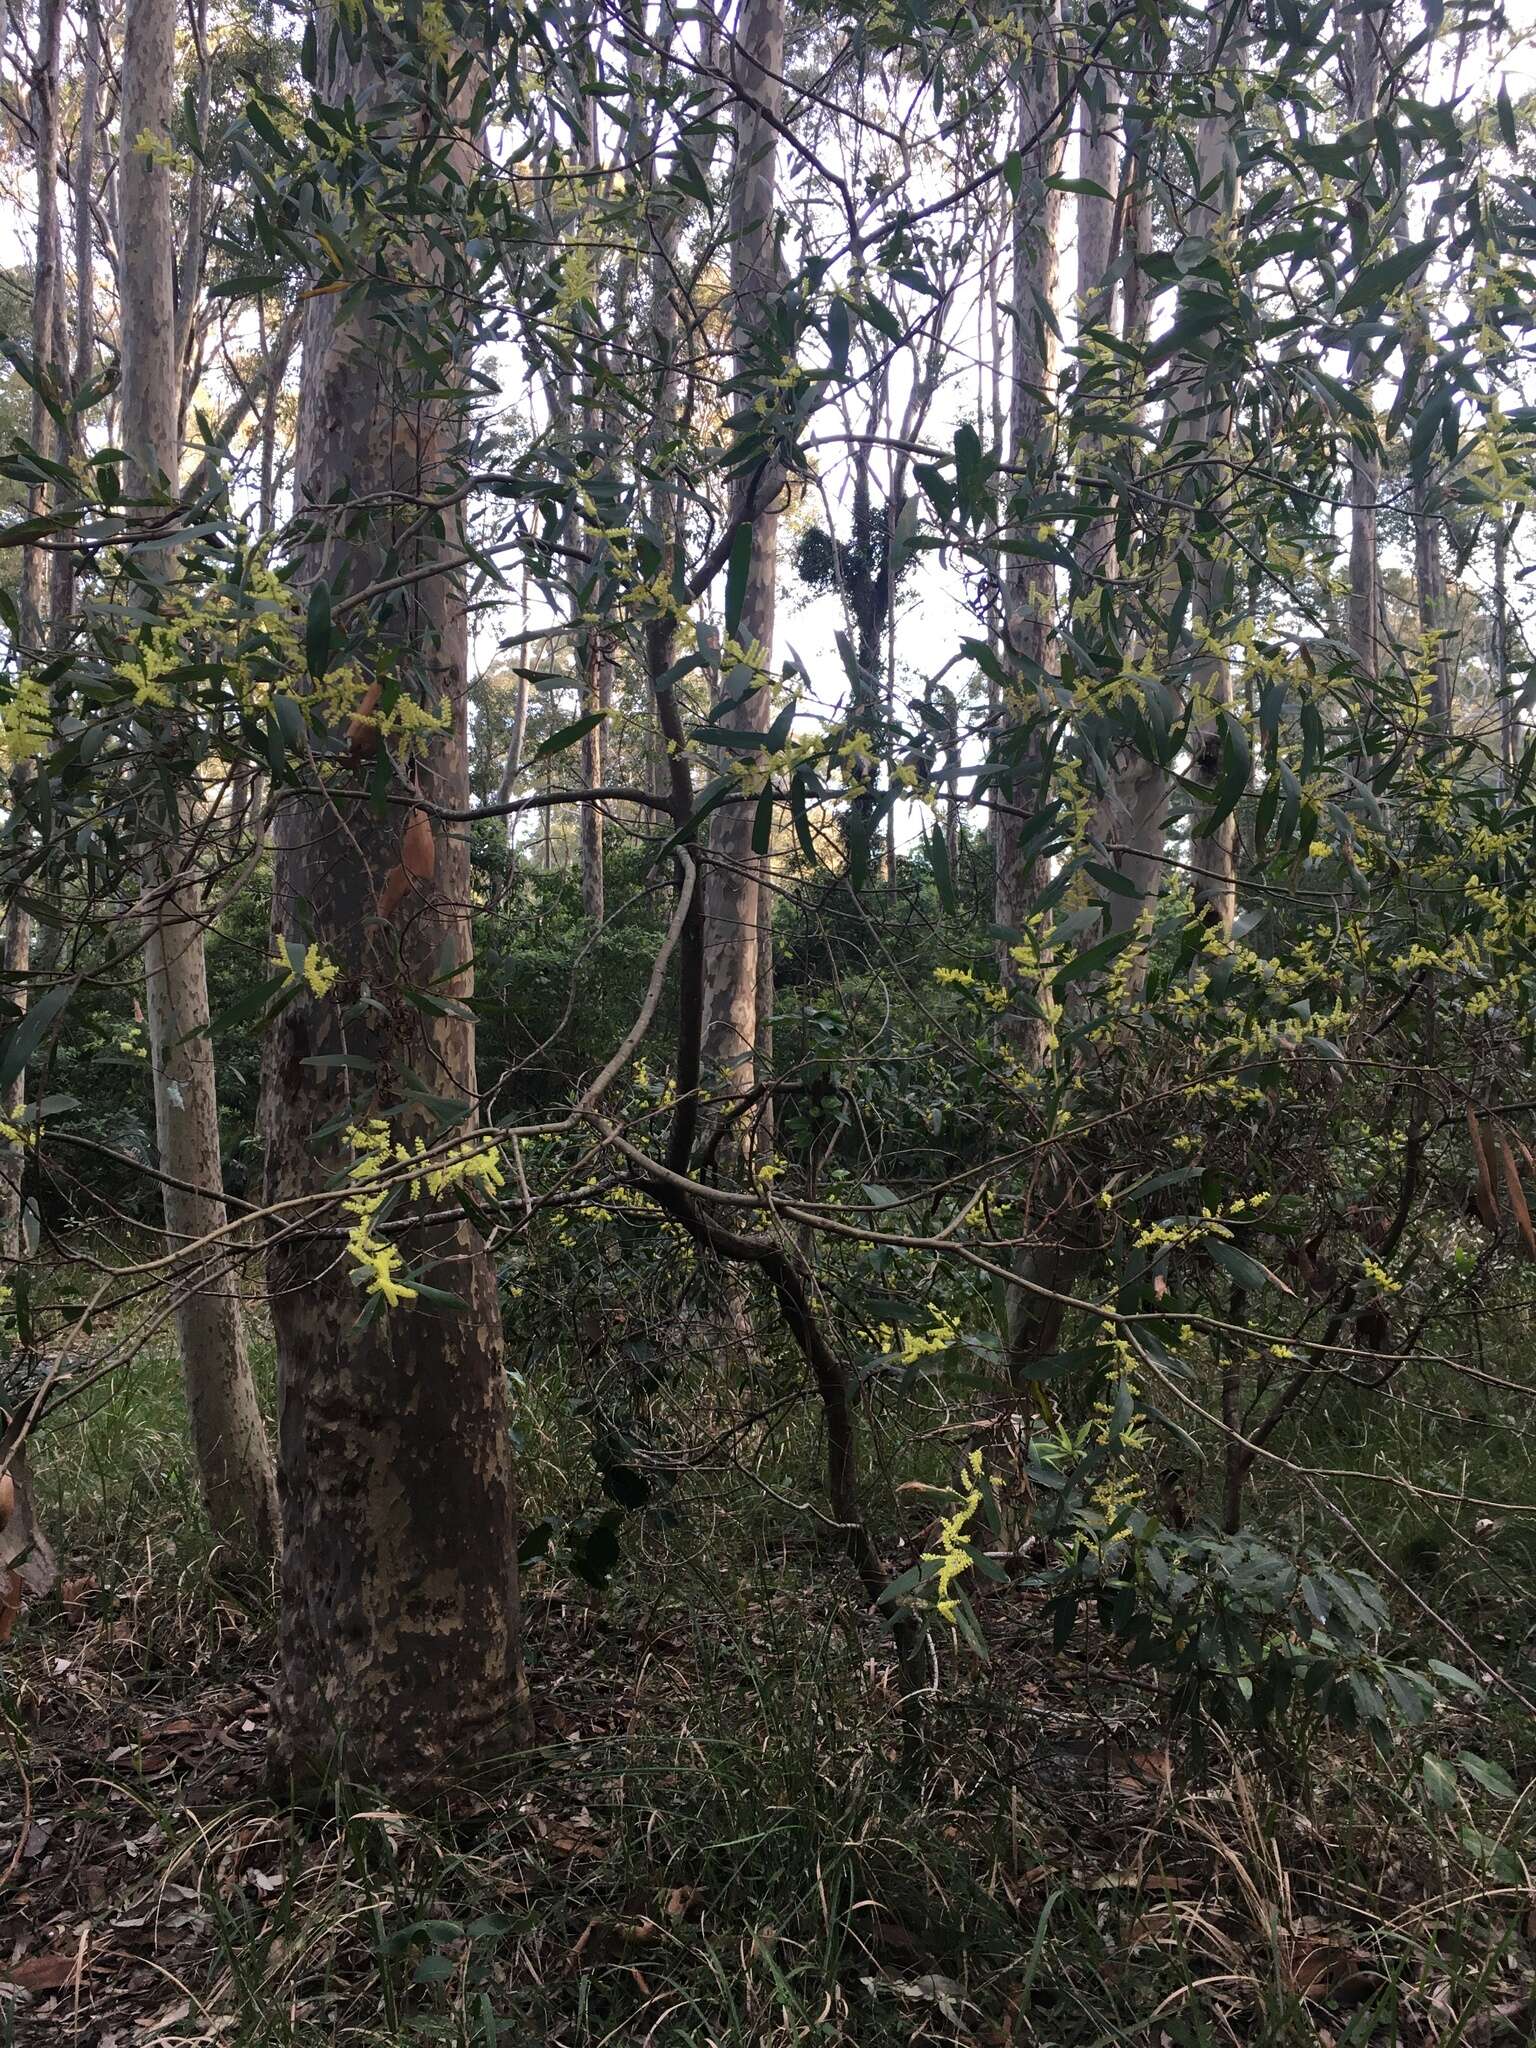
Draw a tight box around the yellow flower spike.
[0,674,50,770]
[301,944,341,999]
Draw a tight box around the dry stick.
[612,1144,928,1707]
[577,850,696,1113]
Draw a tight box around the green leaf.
[724,520,753,640]
[1427,1658,1483,1695]
[1337,237,1437,315]
[1421,1754,1458,1811]
[0,981,73,1095]
[789,773,818,865]
[751,787,774,856]
[928,821,956,913]
[1083,859,1143,899]
[1201,711,1252,832]
[570,1511,623,1588]
[1052,930,1134,990]
[1206,1237,1286,1293]
[601,1464,651,1509]
[1497,79,1517,153]
[531,709,606,760]
[1457,1751,1516,1801]
[305,581,332,679]
[407,1281,471,1312]
[202,967,296,1038]
[1047,175,1113,198]
[246,98,295,159]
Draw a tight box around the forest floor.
[3,1346,1535,2046]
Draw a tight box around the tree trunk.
[1074,69,1119,591]
[579,632,606,923]
[1413,473,1453,732]
[1181,7,1246,934]
[701,0,783,1105]
[120,0,277,1558]
[993,1,1066,1044]
[262,22,523,1791]
[1495,515,1515,789]
[1,0,63,1264]
[1345,7,1382,752]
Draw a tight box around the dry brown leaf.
[1467,1110,1499,1228]
[401,807,435,881]
[0,1566,20,1644]
[1498,1136,1536,1260]
[347,679,382,756]
[3,1951,79,1992]
[154,1717,205,1742]
[1285,1939,1379,2005]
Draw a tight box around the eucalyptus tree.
[257,10,526,1785]
[120,0,278,1556]
[699,0,786,1109]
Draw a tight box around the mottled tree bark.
[701,0,783,1102]
[121,0,277,1557]
[262,26,523,1791]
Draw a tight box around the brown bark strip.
[1466,1108,1498,1229]
[1497,1135,1536,1262]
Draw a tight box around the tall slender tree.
[701,0,784,1110]
[120,0,278,1556]
[993,0,1067,1031]
[1345,4,1384,723]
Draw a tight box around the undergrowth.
[3,1336,1534,2046]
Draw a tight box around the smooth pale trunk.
[1495,519,1514,787]
[120,0,277,1556]
[2,0,64,1263]
[579,635,607,923]
[1346,9,1383,762]
[701,0,784,1105]
[262,29,522,1790]
[993,2,1066,1055]
[993,7,1069,1379]
[1074,77,1120,593]
[1414,473,1453,732]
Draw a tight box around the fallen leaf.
[3,1951,78,1992]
